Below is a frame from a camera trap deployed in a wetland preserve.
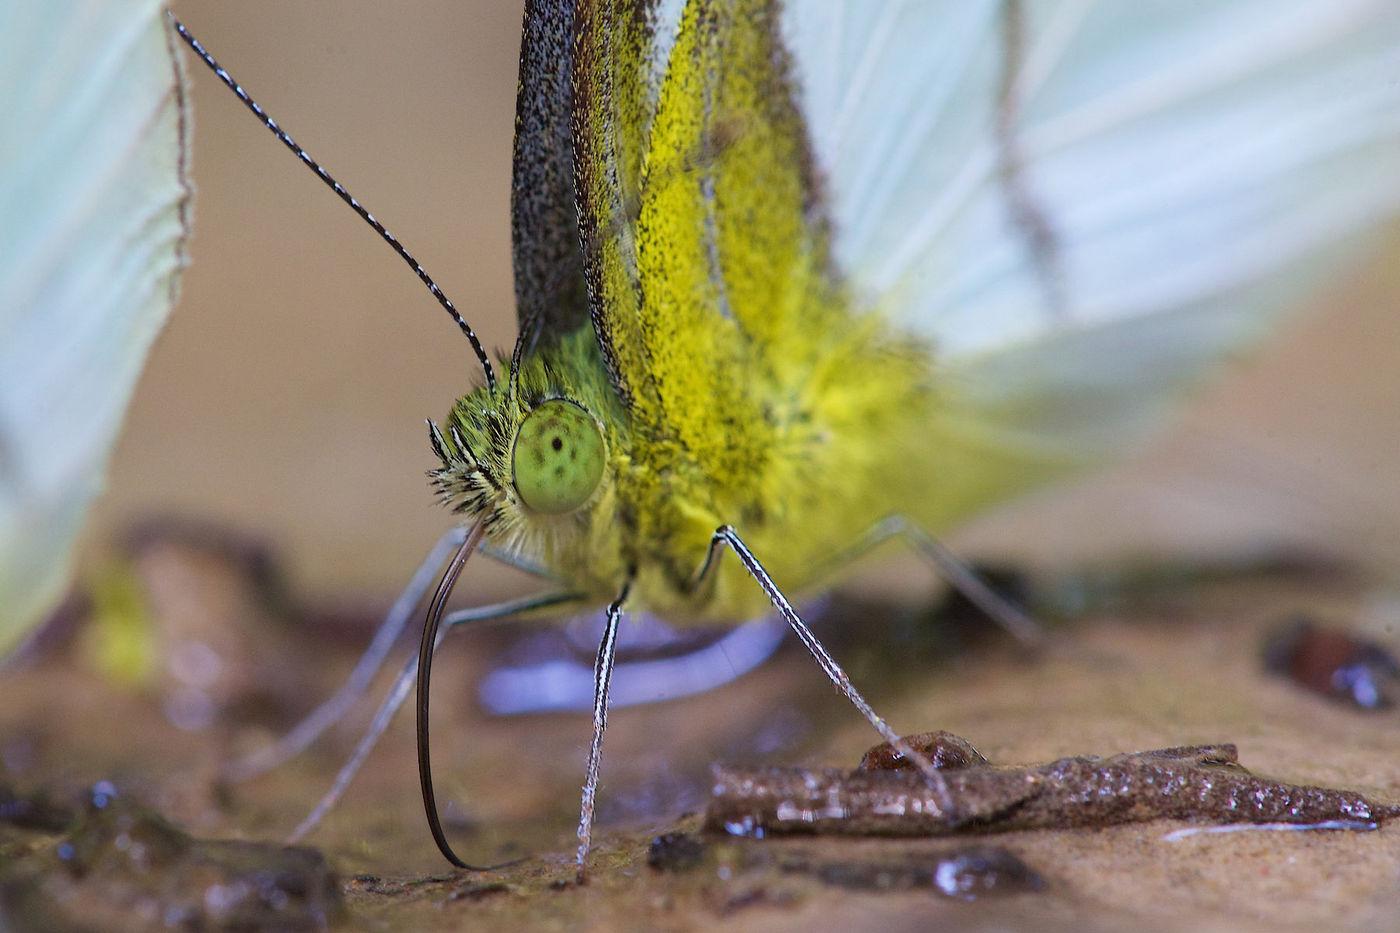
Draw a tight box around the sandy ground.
[2,538,1397,931]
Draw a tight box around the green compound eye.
[511,399,607,515]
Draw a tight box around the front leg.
[574,579,632,883]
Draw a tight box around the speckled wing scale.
[545,0,962,621]
[511,0,590,360]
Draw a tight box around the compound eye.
[511,399,606,514]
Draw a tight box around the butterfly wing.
[783,0,1400,459]
[502,0,1400,612]
[567,0,1400,478]
[512,0,591,350]
[572,0,844,475]
[0,2,190,655]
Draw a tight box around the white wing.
[783,0,1400,458]
[0,2,190,655]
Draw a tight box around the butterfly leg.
[574,581,631,883]
[285,588,576,844]
[829,516,1041,648]
[226,526,470,783]
[700,526,958,818]
[223,521,575,849]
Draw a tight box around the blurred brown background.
[93,1,523,599]
[90,0,1400,607]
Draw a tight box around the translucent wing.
[0,2,190,655]
[783,0,1400,458]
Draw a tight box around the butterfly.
[19,0,1400,882]
[406,0,1400,876]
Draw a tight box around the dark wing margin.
[511,0,590,356]
[569,0,661,413]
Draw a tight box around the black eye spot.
[552,436,564,452]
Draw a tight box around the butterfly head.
[427,328,622,564]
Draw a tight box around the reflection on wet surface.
[1,782,341,931]
[1263,615,1400,710]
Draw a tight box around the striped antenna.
[167,14,497,390]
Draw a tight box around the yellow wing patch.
[575,0,844,489]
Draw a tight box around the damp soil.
[2,527,1398,932]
